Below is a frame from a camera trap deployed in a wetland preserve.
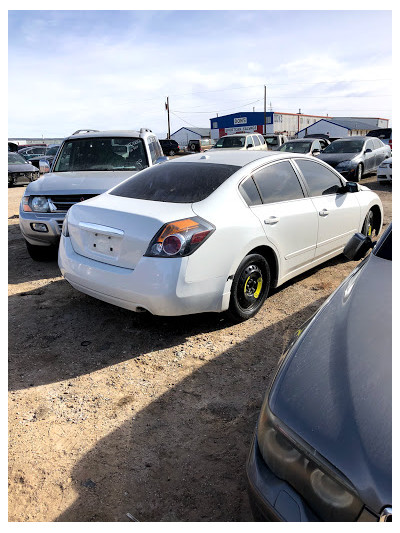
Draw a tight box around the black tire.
[361,210,374,238]
[228,254,270,322]
[8,177,14,188]
[190,143,196,151]
[168,149,175,156]
[355,163,363,182]
[25,240,58,261]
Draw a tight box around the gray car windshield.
[215,136,246,148]
[322,140,364,154]
[8,153,28,164]
[279,142,311,153]
[53,137,149,172]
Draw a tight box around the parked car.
[366,128,392,150]
[159,139,180,156]
[8,142,19,152]
[263,134,288,151]
[376,157,392,185]
[58,150,382,321]
[19,128,167,261]
[26,144,61,170]
[246,223,392,521]
[210,133,267,151]
[303,135,331,150]
[187,138,215,152]
[277,138,324,157]
[8,152,40,187]
[317,136,391,182]
[18,146,47,159]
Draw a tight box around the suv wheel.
[25,240,58,261]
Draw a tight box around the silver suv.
[19,128,167,260]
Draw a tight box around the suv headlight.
[257,403,363,521]
[31,196,50,212]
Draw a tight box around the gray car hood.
[317,152,360,164]
[270,252,392,514]
[9,163,38,173]
[24,170,138,196]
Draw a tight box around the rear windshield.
[110,162,240,203]
[278,142,311,153]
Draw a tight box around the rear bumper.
[246,433,319,522]
[58,236,230,316]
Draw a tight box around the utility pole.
[264,85,267,135]
[165,97,171,139]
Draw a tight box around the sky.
[8,7,392,139]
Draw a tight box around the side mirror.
[246,144,253,149]
[155,156,169,164]
[344,232,374,261]
[312,149,320,156]
[39,159,50,174]
[364,148,372,153]
[338,181,359,194]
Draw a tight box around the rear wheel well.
[370,205,382,236]
[246,245,278,288]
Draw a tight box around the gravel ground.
[8,174,391,522]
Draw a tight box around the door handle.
[319,209,329,217]
[264,216,280,225]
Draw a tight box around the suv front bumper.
[19,210,66,246]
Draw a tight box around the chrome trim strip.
[78,222,124,236]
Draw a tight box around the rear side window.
[295,159,342,196]
[252,161,304,204]
[239,177,262,206]
[110,162,240,203]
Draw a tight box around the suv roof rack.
[71,129,100,135]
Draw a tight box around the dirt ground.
[8,175,391,522]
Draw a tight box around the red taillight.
[389,139,392,149]
[146,217,215,258]
[190,230,211,244]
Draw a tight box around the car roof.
[332,136,368,141]
[64,130,151,140]
[285,138,312,142]
[169,150,300,168]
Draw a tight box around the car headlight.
[257,403,363,521]
[30,196,50,212]
[336,160,356,170]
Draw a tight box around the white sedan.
[58,151,383,321]
[377,157,392,185]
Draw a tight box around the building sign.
[225,125,258,134]
[234,117,247,125]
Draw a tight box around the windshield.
[53,137,149,172]
[322,140,364,154]
[278,142,311,154]
[46,145,60,156]
[264,136,279,146]
[214,136,246,148]
[8,153,28,165]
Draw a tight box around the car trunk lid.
[67,193,196,269]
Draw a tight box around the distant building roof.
[171,127,212,137]
[329,118,378,130]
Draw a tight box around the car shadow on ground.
[8,226,60,286]
[53,299,325,522]
[8,278,246,391]
[9,245,346,392]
